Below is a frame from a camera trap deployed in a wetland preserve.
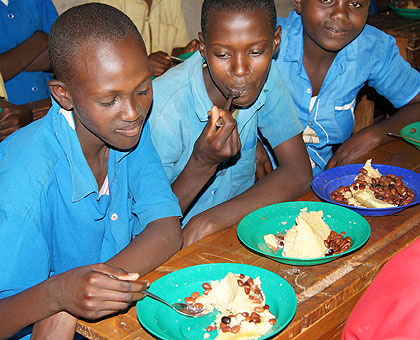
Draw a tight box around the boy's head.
[199,0,280,108]
[48,3,152,151]
[295,0,370,53]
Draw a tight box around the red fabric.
[342,237,420,340]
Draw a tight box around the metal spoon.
[142,289,210,318]
[388,132,420,144]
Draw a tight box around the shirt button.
[306,88,311,94]
[8,13,14,19]
[308,121,312,125]
[211,189,217,196]
[31,86,38,92]
[111,213,118,221]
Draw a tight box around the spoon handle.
[142,289,173,308]
[388,132,420,144]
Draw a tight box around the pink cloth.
[342,237,420,340]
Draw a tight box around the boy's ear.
[198,32,207,60]
[295,0,302,14]
[272,26,282,55]
[48,79,74,111]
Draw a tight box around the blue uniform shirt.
[149,51,303,226]
[0,0,58,104]
[275,11,420,176]
[0,99,181,306]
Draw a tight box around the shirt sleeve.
[367,28,420,108]
[258,62,304,149]
[128,122,181,233]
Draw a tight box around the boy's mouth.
[116,122,143,137]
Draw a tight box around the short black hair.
[48,2,144,85]
[201,0,277,39]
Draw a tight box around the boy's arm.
[182,133,312,247]
[106,216,182,274]
[327,92,420,169]
[171,106,241,213]
[0,31,49,81]
[0,98,33,140]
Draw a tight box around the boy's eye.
[321,0,334,3]
[349,1,363,7]
[215,52,230,59]
[250,50,265,56]
[136,87,150,96]
[101,98,117,107]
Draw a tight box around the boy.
[274,0,420,176]
[0,4,182,339]
[0,0,58,104]
[149,0,312,247]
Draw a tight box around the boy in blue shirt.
[0,4,182,339]
[149,0,312,247]
[274,0,420,176]
[0,0,58,104]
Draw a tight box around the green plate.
[389,3,420,19]
[137,263,296,340]
[401,122,420,150]
[237,201,371,266]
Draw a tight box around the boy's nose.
[121,96,140,121]
[231,55,250,78]
[330,2,349,20]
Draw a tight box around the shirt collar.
[50,99,131,202]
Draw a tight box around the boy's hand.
[255,138,273,180]
[0,102,33,140]
[53,263,148,320]
[172,40,199,57]
[192,105,241,169]
[148,51,171,77]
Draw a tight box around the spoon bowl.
[142,289,210,318]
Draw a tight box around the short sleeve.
[0,203,51,299]
[128,122,181,233]
[37,0,59,33]
[258,63,304,148]
[367,30,420,108]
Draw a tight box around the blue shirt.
[0,100,181,307]
[275,11,420,176]
[148,51,303,226]
[0,0,58,104]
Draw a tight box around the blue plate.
[137,263,296,340]
[311,164,420,216]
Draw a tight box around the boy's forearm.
[0,278,60,339]
[183,160,312,247]
[0,32,48,81]
[171,154,219,213]
[106,216,182,275]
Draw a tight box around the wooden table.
[76,139,420,340]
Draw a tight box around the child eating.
[0,4,182,339]
[148,0,312,247]
[274,0,420,175]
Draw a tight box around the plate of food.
[400,122,420,150]
[311,160,420,216]
[137,263,296,340]
[237,201,370,266]
[389,1,420,19]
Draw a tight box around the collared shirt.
[148,51,303,226]
[0,0,58,104]
[0,99,181,304]
[52,0,191,55]
[275,11,420,176]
